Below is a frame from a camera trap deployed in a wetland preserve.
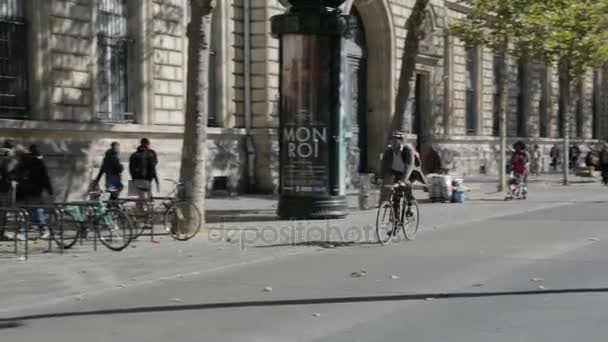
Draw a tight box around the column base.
[278,195,348,220]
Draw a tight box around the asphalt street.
[2,183,608,341]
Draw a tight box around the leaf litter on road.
[350,270,367,278]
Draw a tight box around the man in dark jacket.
[16,145,54,239]
[129,138,159,210]
[380,131,416,228]
[599,143,608,186]
[94,142,124,200]
[0,140,19,240]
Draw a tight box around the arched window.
[0,0,27,119]
[516,61,526,137]
[592,72,599,139]
[465,46,478,135]
[186,1,218,127]
[539,67,549,138]
[207,9,218,127]
[96,0,131,122]
[492,53,503,136]
[575,82,584,138]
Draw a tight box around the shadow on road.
[0,321,23,330]
[256,240,378,248]
[3,287,608,324]
[206,210,279,223]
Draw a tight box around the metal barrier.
[18,204,64,255]
[0,207,29,260]
[54,201,100,252]
[116,197,167,242]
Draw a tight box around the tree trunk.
[558,60,571,185]
[497,48,510,192]
[379,0,429,203]
[390,0,431,132]
[179,0,215,236]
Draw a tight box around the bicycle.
[376,181,420,244]
[53,191,134,251]
[128,179,202,241]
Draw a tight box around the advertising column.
[281,36,330,196]
[272,1,349,220]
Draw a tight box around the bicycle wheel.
[52,210,81,249]
[164,201,202,241]
[402,201,420,241]
[376,201,396,245]
[96,208,133,251]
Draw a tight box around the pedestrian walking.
[570,144,581,170]
[93,142,124,201]
[129,138,159,212]
[599,143,608,186]
[550,143,560,171]
[0,140,19,240]
[506,141,530,200]
[15,145,54,240]
[530,144,542,176]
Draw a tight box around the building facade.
[1,0,607,200]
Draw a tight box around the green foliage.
[450,0,608,80]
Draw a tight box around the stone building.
[1,0,606,200]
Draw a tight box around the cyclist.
[380,131,415,229]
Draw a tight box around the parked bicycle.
[127,179,202,241]
[376,181,420,244]
[54,191,134,251]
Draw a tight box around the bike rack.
[18,204,65,255]
[116,197,174,243]
[0,207,29,260]
[54,201,100,252]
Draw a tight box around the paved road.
[2,183,608,341]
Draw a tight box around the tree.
[391,0,431,132]
[179,0,215,236]
[450,0,538,192]
[379,0,430,201]
[452,0,608,187]
[519,0,608,184]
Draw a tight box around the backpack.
[601,151,608,165]
[130,149,155,180]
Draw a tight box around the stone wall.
[152,0,186,125]
[49,0,94,121]
[0,122,246,200]
[5,0,608,202]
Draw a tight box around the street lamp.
[272,0,350,220]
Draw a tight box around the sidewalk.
[1,180,607,315]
